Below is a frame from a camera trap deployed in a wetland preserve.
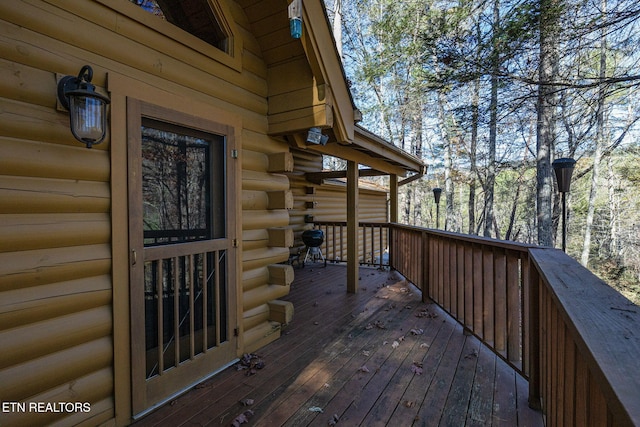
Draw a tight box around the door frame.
[126,98,240,417]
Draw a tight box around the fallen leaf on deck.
[358,365,370,373]
[309,406,324,413]
[392,341,400,349]
[362,350,371,357]
[411,361,423,375]
[328,413,340,426]
[416,309,438,319]
[366,320,386,330]
[404,400,415,408]
[465,350,479,359]
[236,353,266,376]
[410,328,424,336]
[420,343,430,348]
[239,398,254,406]
[231,410,254,426]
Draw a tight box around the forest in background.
[323,0,640,304]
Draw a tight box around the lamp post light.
[552,158,576,252]
[57,65,110,148]
[433,188,442,229]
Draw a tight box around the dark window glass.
[129,0,229,52]
[141,118,225,246]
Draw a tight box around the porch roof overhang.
[292,125,426,178]
[248,0,425,178]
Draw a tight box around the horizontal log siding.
[0,52,113,421]
[241,146,292,351]
[0,0,295,424]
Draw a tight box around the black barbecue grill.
[301,229,326,267]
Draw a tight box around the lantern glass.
[69,95,107,147]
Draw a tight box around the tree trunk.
[438,91,455,231]
[485,0,500,238]
[332,0,343,58]
[536,0,562,247]
[469,77,479,235]
[581,0,607,266]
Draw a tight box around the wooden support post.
[528,255,542,410]
[389,174,398,223]
[347,160,359,293]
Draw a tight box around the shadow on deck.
[134,264,543,426]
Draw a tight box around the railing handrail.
[390,222,537,253]
[529,247,640,425]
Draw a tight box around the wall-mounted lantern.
[433,187,442,229]
[552,158,576,252]
[57,65,110,148]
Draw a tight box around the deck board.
[133,264,543,427]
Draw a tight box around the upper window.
[130,0,230,53]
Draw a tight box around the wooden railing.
[317,221,640,425]
[312,221,390,268]
[389,224,534,374]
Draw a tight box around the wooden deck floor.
[134,264,544,427]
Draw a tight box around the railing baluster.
[189,254,195,359]
[157,260,164,375]
[174,257,180,366]
[203,251,208,352]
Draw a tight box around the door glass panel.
[140,118,227,379]
[141,118,225,245]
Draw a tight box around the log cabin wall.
[0,0,296,425]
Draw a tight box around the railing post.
[422,230,429,302]
[528,253,542,410]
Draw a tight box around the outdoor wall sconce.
[552,157,576,252]
[57,65,110,148]
[288,0,302,39]
[433,187,442,229]
[306,127,328,145]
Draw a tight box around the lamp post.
[433,188,442,229]
[552,158,576,252]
